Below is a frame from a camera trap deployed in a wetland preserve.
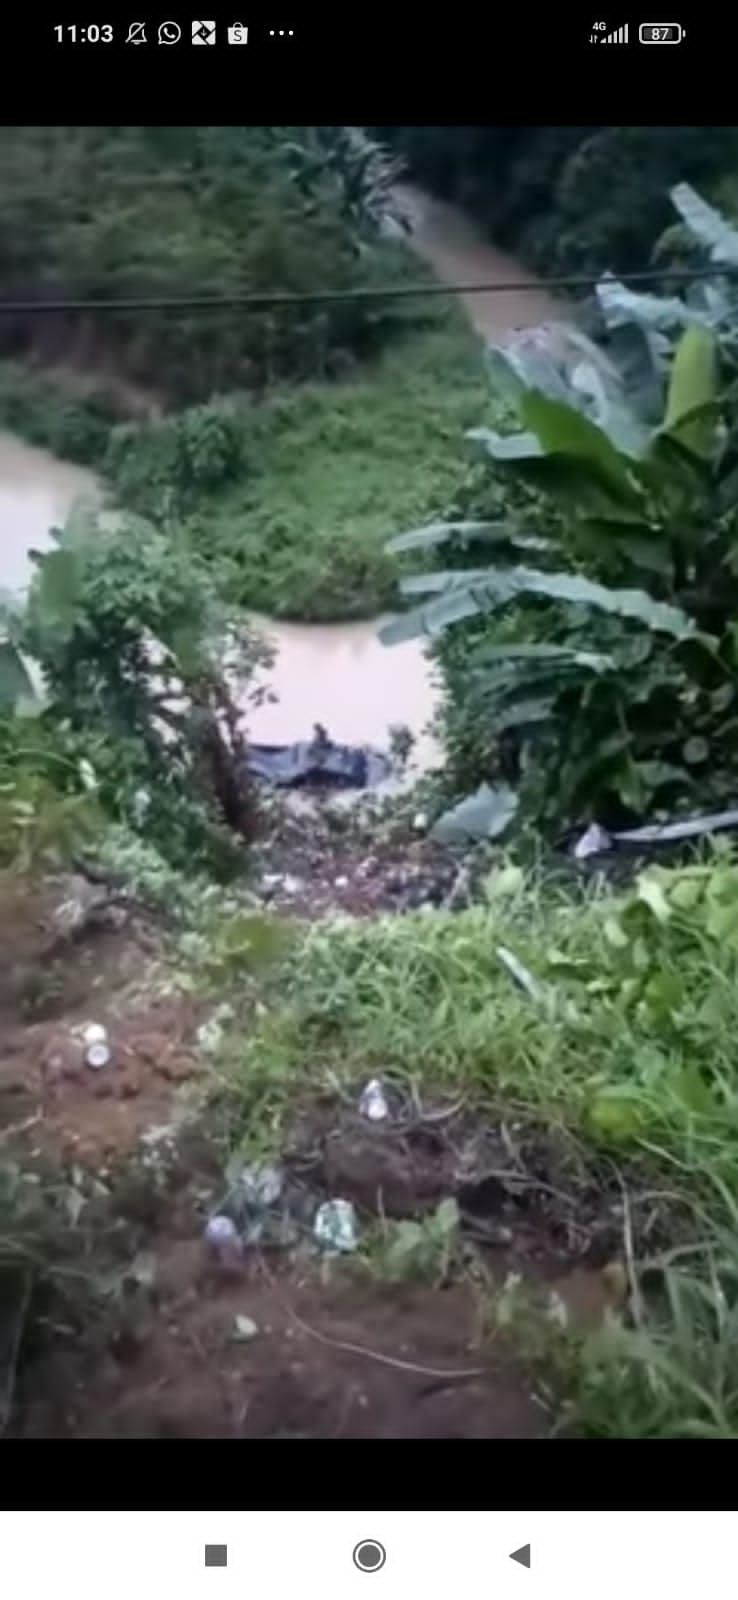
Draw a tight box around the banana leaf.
[380,565,694,646]
[670,182,738,267]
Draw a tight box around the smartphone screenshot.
[0,14,735,1467]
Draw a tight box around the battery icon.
[638,22,685,41]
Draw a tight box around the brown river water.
[0,187,560,765]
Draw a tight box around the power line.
[0,265,734,316]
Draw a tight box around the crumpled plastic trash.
[313,1198,358,1253]
[358,1078,390,1122]
[573,822,614,860]
[196,1003,235,1056]
[221,1161,300,1248]
[81,1020,112,1070]
[204,1214,244,1268]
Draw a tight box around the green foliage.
[282,127,409,244]
[19,506,265,874]
[104,398,251,516]
[388,302,738,832]
[0,362,117,465]
[173,318,489,621]
[0,126,421,403]
[366,1199,461,1285]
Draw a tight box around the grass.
[180,312,492,621]
[0,310,493,624]
[214,845,738,1436]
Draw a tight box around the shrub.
[104,398,251,517]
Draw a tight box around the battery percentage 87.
[638,22,685,41]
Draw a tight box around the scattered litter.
[334,874,349,889]
[82,1022,108,1047]
[496,945,543,1001]
[229,1162,283,1210]
[204,1214,244,1268]
[85,1041,112,1070]
[358,1078,390,1122]
[220,1161,301,1248]
[232,1314,259,1342]
[196,1003,235,1056]
[573,822,613,859]
[81,1022,112,1070]
[313,1198,358,1254]
[412,810,428,832]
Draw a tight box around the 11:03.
[53,23,114,42]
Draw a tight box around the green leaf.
[381,565,693,647]
[473,643,614,673]
[636,874,672,924]
[0,640,37,709]
[431,782,518,844]
[670,182,738,267]
[520,389,646,486]
[663,327,718,458]
[34,547,81,630]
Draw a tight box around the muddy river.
[0,189,559,764]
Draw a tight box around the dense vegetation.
[0,125,416,403]
[378,127,738,279]
[386,182,738,842]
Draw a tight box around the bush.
[104,398,251,517]
[19,505,267,875]
[0,362,116,465]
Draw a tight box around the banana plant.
[380,319,738,837]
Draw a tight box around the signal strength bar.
[603,21,629,40]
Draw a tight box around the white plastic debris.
[82,1022,111,1070]
[78,759,99,793]
[573,822,613,860]
[412,810,428,832]
[232,1162,283,1209]
[83,1022,108,1048]
[204,1214,244,1267]
[334,874,349,890]
[233,1314,259,1341]
[85,1042,112,1070]
[313,1198,358,1254]
[196,1003,234,1056]
[358,1078,390,1122]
